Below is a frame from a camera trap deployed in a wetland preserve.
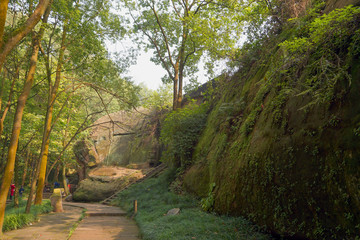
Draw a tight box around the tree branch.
[148,2,176,69]
[0,0,50,68]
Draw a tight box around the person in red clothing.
[10,184,15,200]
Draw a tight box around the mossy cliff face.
[183,5,360,239]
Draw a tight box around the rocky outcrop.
[182,2,360,239]
[89,108,162,166]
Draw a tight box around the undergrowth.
[112,170,272,240]
[3,199,52,232]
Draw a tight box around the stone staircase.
[101,163,167,205]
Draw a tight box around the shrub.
[160,103,208,169]
[3,200,52,232]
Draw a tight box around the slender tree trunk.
[25,160,39,213]
[173,63,179,110]
[0,0,9,49]
[177,70,183,109]
[28,154,36,186]
[0,72,17,137]
[21,148,30,186]
[62,164,69,195]
[0,35,41,234]
[14,157,20,208]
[35,23,66,205]
[177,47,185,109]
[61,114,70,195]
[45,159,57,184]
[0,72,4,112]
[176,11,188,109]
[54,164,60,183]
[0,133,9,182]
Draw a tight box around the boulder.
[166,208,180,216]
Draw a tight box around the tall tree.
[34,21,67,205]
[0,2,51,233]
[123,0,241,109]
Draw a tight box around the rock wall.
[183,2,360,239]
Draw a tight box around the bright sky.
[107,39,212,91]
[127,51,166,90]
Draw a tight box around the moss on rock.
[183,4,360,239]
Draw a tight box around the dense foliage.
[278,4,360,108]
[160,103,208,169]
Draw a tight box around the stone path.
[65,202,139,240]
[2,202,139,240]
[2,205,82,240]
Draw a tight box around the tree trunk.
[0,34,41,234]
[27,153,36,186]
[54,164,60,183]
[173,64,179,110]
[0,133,9,181]
[61,114,71,195]
[23,2,54,215]
[177,71,183,109]
[25,160,39,214]
[14,157,20,208]
[45,159,58,185]
[62,164,69,195]
[0,71,17,137]
[176,14,188,109]
[0,0,9,49]
[21,148,30,187]
[35,23,66,205]
[0,72,4,113]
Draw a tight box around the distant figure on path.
[54,181,60,188]
[10,184,15,200]
[19,186,25,198]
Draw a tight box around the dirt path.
[2,205,82,240]
[2,202,139,240]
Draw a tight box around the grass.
[67,208,87,240]
[112,170,272,240]
[3,199,53,232]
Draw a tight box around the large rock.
[90,108,162,166]
[166,208,180,216]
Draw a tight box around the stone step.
[86,212,127,217]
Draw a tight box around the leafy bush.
[3,200,52,232]
[160,103,208,169]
